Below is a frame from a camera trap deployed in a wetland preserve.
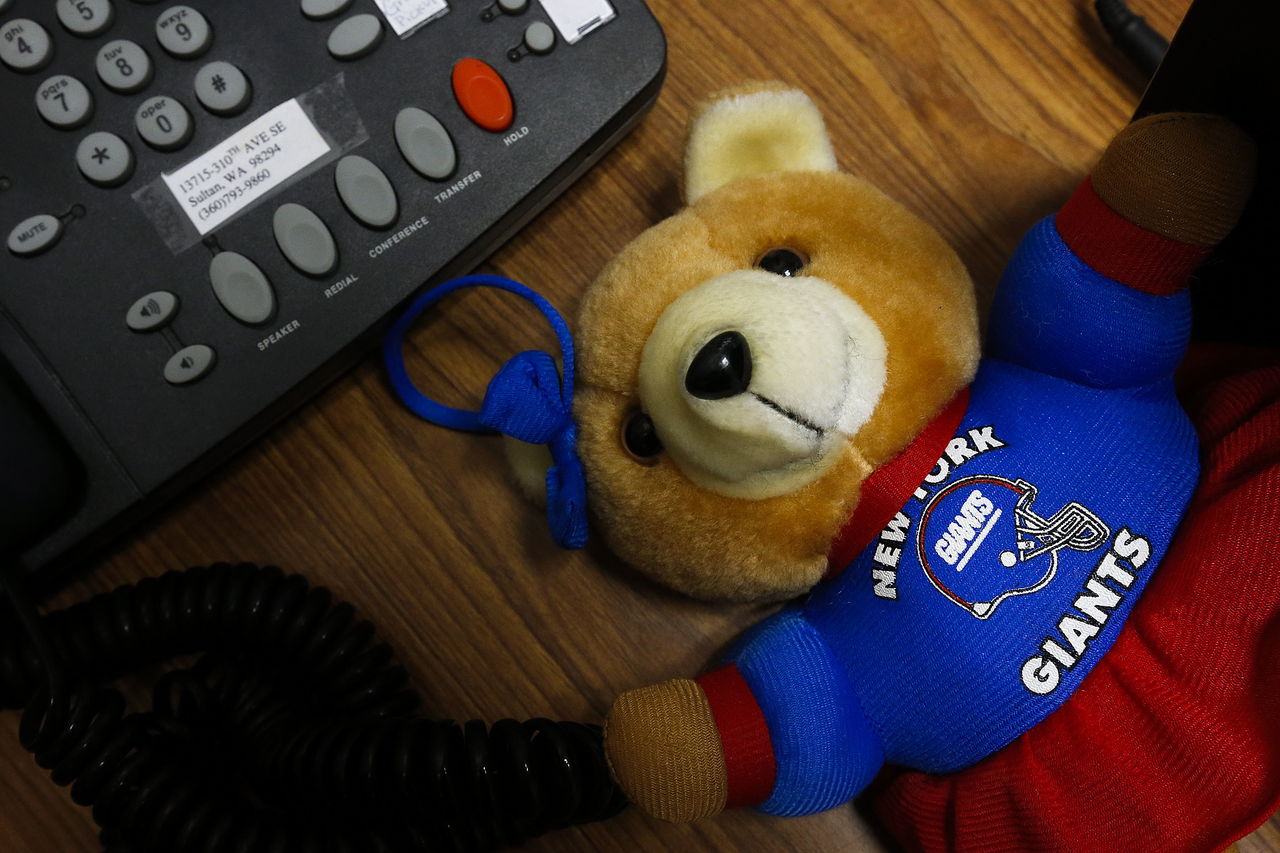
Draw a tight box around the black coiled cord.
[0,562,627,852]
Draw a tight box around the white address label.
[373,0,449,37]
[162,99,331,236]
[540,0,615,44]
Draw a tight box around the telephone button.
[194,60,251,115]
[76,131,134,187]
[452,58,513,133]
[301,0,354,20]
[56,0,115,38]
[35,74,94,129]
[96,39,152,93]
[1,19,53,72]
[126,290,178,332]
[524,22,555,54]
[273,204,337,277]
[164,344,215,385]
[155,6,213,59]
[394,107,456,180]
[334,155,398,229]
[7,214,63,257]
[210,251,276,325]
[135,95,193,151]
[327,13,383,60]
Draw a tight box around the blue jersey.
[723,216,1199,817]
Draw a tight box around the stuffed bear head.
[569,84,980,602]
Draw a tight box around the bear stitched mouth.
[751,392,826,435]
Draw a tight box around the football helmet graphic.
[917,476,1110,618]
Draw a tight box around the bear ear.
[683,83,838,205]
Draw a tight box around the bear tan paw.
[1092,112,1257,246]
[604,678,729,822]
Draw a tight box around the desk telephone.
[0,0,665,579]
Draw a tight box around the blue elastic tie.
[382,274,588,549]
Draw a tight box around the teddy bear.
[384,81,1278,848]
[559,84,1277,849]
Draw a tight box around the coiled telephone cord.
[0,562,626,852]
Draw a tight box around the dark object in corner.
[1135,0,1279,346]
[1095,0,1170,78]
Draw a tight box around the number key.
[135,94,193,150]
[155,6,212,58]
[194,61,251,115]
[35,74,94,129]
[56,0,115,38]
[76,131,134,187]
[0,19,54,72]
[96,39,152,93]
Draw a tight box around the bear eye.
[754,247,808,277]
[621,410,663,464]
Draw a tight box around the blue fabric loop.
[382,274,588,549]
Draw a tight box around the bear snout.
[637,270,888,499]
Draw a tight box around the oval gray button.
[126,290,179,331]
[210,251,275,324]
[327,13,383,60]
[334,156,398,229]
[394,108,456,180]
[7,214,63,257]
[301,0,353,20]
[273,204,337,277]
[164,344,215,385]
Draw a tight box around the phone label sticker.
[539,0,615,44]
[161,99,331,236]
[373,0,449,37]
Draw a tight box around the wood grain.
[3,0,1276,851]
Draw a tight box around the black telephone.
[0,0,665,582]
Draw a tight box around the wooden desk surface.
[3,0,1277,850]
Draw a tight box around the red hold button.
[452,58,514,133]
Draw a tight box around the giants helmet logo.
[917,476,1110,618]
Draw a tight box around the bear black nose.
[685,331,752,400]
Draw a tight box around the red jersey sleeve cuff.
[697,664,777,809]
[1055,176,1211,296]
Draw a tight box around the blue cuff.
[731,610,884,816]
